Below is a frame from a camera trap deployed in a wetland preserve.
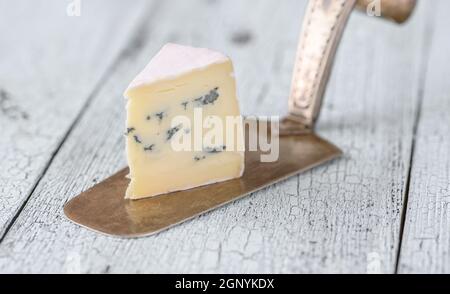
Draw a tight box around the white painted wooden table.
[0,0,448,274]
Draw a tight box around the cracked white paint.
[0,0,440,274]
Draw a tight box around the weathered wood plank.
[271,1,429,273]
[0,0,152,236]
[397,0,450,274]
[0,0,429,273]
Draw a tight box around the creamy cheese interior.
[125,46,244,199]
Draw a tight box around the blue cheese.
[124,43,244,199]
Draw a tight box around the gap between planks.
[393,1,437,273]
[0,1,162,244]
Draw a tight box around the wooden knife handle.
[356,0,417,23]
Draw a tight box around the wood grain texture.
[0,0,433,273]
[0,0,152,236]
[397,0,450,274]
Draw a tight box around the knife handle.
[285,0,416,131]
[287,0,357,128]
[356,0,417,23]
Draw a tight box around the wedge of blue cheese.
[124,43,244,199]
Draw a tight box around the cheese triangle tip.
[125,43,230,96]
